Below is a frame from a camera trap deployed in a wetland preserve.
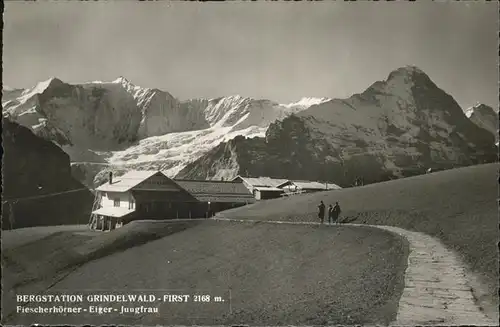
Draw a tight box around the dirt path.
[214,218,497,326]
[355,224,497,326]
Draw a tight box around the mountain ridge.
[176,66,497,186]
[465,103,498,145]
[3,66,496,188]
[3,76,323,187]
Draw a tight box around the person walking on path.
[328,204,334,224]
[318,201,326,224]
[333,202,341,224]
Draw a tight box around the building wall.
[100,191,135,209]
[255,190,284,200]
[233,177,257,195]
[97,173,254,224]
[242,180,254,193]
[282,185,298,193]
[92,191,136,231]
[301,188,325,193]
[261,190,283,200]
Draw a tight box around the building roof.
[96,170,256,203]
[96,170,159,192]
[92,207,135,218]
[278,180,342,190]
[295,181,328,190]
[174,180,256,203]
[253,186,284,192]
[326,183,342,190]
[232,176,289,188]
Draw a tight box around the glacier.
[2,77,326,187]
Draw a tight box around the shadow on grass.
[3,220,202,290]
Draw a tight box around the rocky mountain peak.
[466,103,496,117]
[355,65,438,106]
[177,65,497,185]
[465,103,498,142]
[387,65,428,80]
[113,76,133,85]
[383,65,437,91]
[33,77,65,94]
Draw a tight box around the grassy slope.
[2,221,200,288]
[1,220,201,322]
[219,163,499,311]
[3,221,408,326]
[2,225,90,251]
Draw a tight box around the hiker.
[328,204,334,224]
[333,202,341,224]
[318,201,326,224]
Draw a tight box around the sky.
[3,2,498,109]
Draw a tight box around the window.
[129,200,135,209]
[114,199,120,207]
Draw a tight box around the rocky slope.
[176,66,497,186]
[2,77,203,151]
[2,119,94,229]
[3,79,325,188]
[465,103,498,144]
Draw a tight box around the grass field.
[218,163,500,316]
[3,163,496,325]
[2,220,200,289]
[2,220,408,325]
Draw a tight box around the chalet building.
[89,171,255,231]
[231,176,288,200]
[277,180,342,195]
[232,175,342,199]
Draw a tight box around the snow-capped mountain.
[176,66,497,186]
[3,77,142,153]
[2,77,319,187]
[2,86,26,106]
[465,103,498,144]
[281,97,331,110]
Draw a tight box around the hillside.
[217,163,499,319]
[2,119,94,229]
[177,66,497,186]
[3,220,408,326]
